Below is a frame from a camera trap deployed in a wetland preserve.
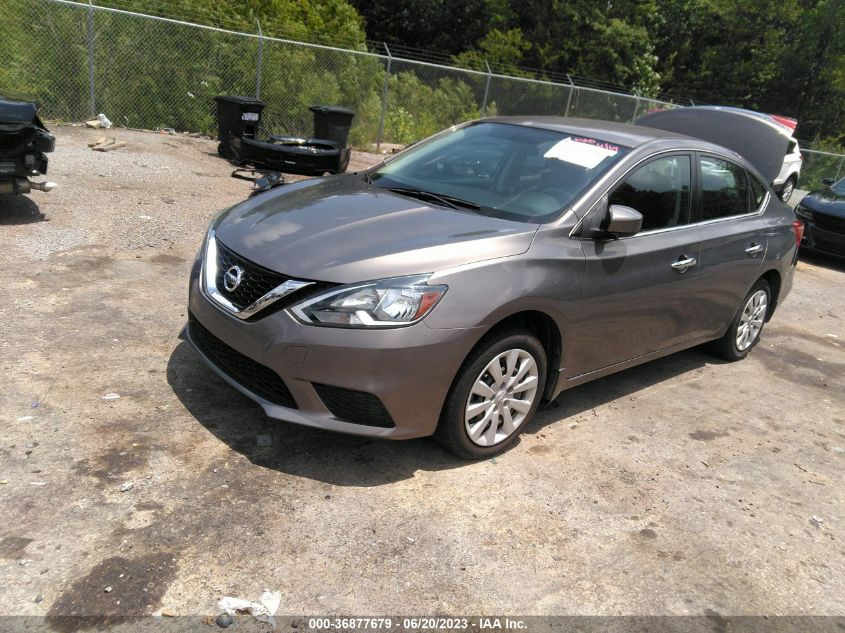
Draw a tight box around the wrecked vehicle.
[185,111,800,459]
[0,96,56,195]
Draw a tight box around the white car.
[773,136,802,202]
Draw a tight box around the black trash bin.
[214,95,265,158]
[309,105,355,147]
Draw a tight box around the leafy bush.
[382,73,483,144]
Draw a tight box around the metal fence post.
[255,19,264,99]
[565,74,575,116]
[482,60,492,116]
[376,43,392,154]
[631,96,641,123]
[86,0,96,118]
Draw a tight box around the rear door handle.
[671,255,697,273]
[745,243,764,257]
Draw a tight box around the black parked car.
[794,176,845,258]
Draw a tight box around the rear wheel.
[780,176,796,202]
[435,331,547,459]
[710,279,770,361]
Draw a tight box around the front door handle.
[745,242,764,257]
[671,255,697,273]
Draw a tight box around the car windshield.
[831,177,845,195]
[369,122,630,223]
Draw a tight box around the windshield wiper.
[385,187,481,212]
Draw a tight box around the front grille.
[189,316,297,409]
[313,384,395,428]
[214,240,337,320]
[814,212,845,235]
[216,240,288,310]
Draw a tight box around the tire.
[435,331,547,459]
[710,279,771,361]
[217,142,226,157]
[780,176,796,203]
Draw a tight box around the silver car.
[184,108,801,458]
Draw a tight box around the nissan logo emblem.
[223,265,244,292]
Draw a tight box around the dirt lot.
[1,126,843,623]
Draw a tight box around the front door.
[567,153,712,376]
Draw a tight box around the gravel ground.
[1,126,381,259]
[1,126,844,625]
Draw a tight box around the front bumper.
[800,217,845,258]
[184,261,483,439]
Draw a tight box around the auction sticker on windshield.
[543,136,620,168]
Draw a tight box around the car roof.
[481,116,691,148]
[476,115,768,186]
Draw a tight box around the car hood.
[214,175,539,283]
[800,188,845,215]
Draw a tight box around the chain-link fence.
[1,0,682,149]
[799,149,845,192]
[3,0,845,183]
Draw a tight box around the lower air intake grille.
[189,316,297,409]
[313,384,395,428]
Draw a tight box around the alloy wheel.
[464,349,539,447]
[736,290,768,351]
[781,180,794,202]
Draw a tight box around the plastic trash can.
[214,95,265,158]
[309,105,355,147]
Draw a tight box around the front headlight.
[795,204,813,221]
[290,275,447,328]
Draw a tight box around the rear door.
[569,153,712,375]
[694,153,769,336]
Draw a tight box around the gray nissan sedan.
[184,108,801,458]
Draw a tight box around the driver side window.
[609,155,691,232]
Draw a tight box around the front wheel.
[435,332,547,459]
[710,279,771,361]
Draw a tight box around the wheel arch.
[469,309,563,401]
[759,268,782,321]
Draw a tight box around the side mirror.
[822,177,835,186]
[604,204,643,237]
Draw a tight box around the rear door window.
[700,156,751,220]
[608,155,691,231]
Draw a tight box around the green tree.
[348,0,489,55]
[479,0,661,92]
[759,0,845,143]
[453,28,531,76]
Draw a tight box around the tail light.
[792,220,805,246]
